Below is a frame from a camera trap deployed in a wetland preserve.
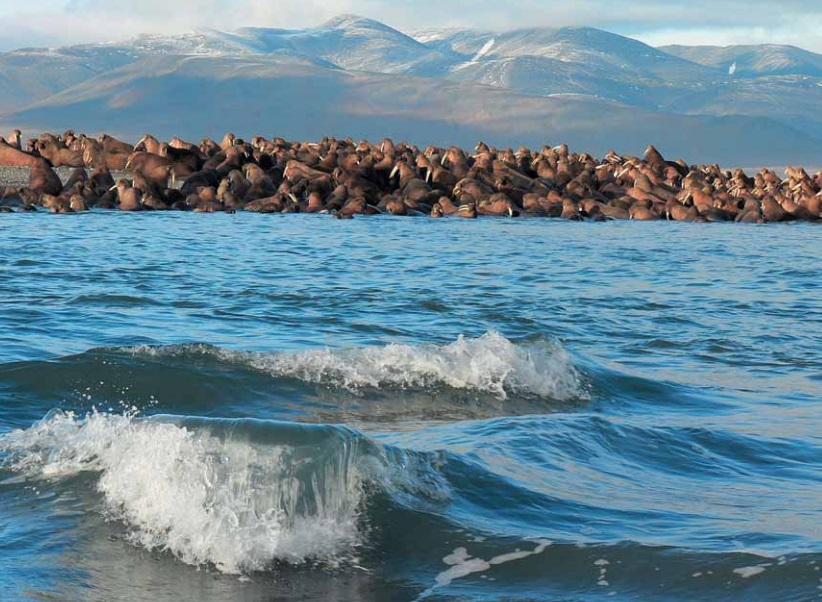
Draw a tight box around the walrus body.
[0,139,41,167]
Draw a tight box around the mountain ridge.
[1,15,820,166]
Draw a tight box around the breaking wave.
[124,332,586,401]
[0,411,398,574]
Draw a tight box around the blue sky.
[1,0,820,52]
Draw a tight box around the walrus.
[761,197,787,222]
[223,170,251,199]
[61,168,88,193]
[99,134,133,156]
[180,169,221,197]
[126,152,173,188]
[599,203,630,220]
[36,139,84,168]
[141,192,169,210]
[8,129,22,150]
[159,143,202,177]
[383,196,407,216]
[0,138,41,167]
[478,193,518,217]
[205,146,247,176]
[199,138,221,157]
[29,159,62,197]
[69,194,88,212]
[83,138,130,171]
[219,133,236,151]
[41,194,70,213]
[113,179,143,211]
[243,194,285,213]
[457,203,478,218]
[133,134,163,155]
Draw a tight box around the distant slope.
[415,26,717,83]
[445,55,658,107]
[233,15,457,75]
[4,54,820,166]
[415,26,728,110]
[659,74,822,140]
[661,44,822,77]
[0,46,139,112]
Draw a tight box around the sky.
[1,0,821,53]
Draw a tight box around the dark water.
[0,213,820,601]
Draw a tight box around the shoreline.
[0,166,131,189]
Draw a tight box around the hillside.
[5,53,820,166]
[1,15,821,166]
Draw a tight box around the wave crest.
[127,332,585,401]
[0,411,363,573]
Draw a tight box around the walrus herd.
[0,129,820,222]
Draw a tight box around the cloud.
[634,25,822,50]
[0,0,821,52]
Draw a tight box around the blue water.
[0,213,820,601]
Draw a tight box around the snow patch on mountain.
[471,38,496,62]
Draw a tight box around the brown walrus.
[0,138,41,167]
[29,159,63,197]
[112,179,144,211]
[134,134,163,155]
[7,129,22,150]
[36,139,84,168]
[126,152,173,187]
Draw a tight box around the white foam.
[733,565,767,578]
[435,556,491,586]
[127,332,585,401]
[417,540,551,600]
[0,411,362,574]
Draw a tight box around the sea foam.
[126,332,585,401]
[0,411,363,574]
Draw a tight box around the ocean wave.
[0,410,456,574]
[124,332,586,401]
[0,411,366,573]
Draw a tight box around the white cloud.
[633,23,822,53]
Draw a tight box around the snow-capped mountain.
[415,25,715,82]
[1,15,821,165]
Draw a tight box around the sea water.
[0,213,820,601]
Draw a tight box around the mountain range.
[1,14,821,166]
